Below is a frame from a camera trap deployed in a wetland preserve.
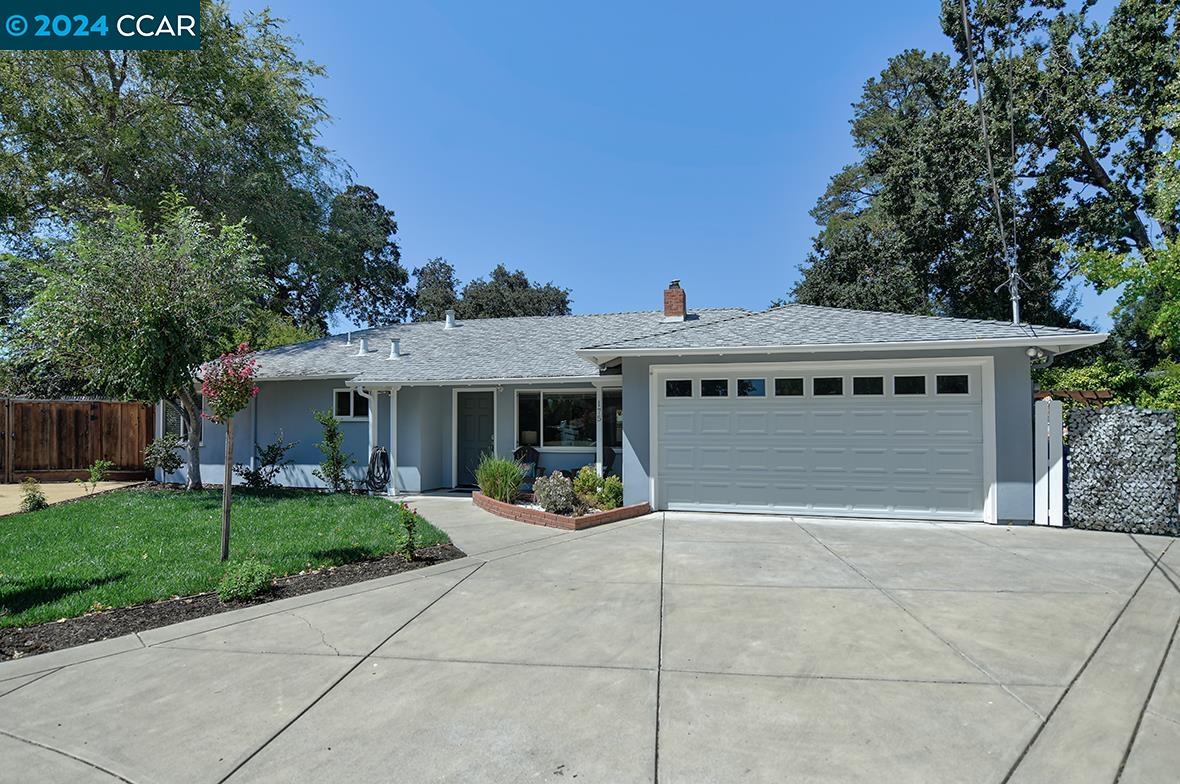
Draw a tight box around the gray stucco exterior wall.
[621,347,1034,523]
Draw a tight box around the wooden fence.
[1,398,154,483]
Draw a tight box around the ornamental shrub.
[144,433,185,475]
[598,475,624,510]
[573,465,603,497]
[19,478,48,513]
[312,410,354,492]
[534,471,575,515]
[76,459,115,493]
[234,431,298,489]
[217,558,273,602]
[475,455,525,503]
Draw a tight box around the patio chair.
[513,445,541,481]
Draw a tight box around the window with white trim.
[516,391,596,448]
[813,377,843,396]
[162,397,203,443]
[936,374,970,395]
[852,376,884,396]
[333,389,369,420]
[893,375,926,395]
[737,378,766,397]
[774,377,804,396]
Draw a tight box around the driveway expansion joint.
[217,560,487,784]
[0,727,137,783]
[1001,539,1175,783]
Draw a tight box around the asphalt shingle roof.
[252,309,747,383]
[581,303,1101,352]
[252,303,1103,385]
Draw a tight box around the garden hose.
[366,446,391,492]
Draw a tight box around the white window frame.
[514,388,600,453]
[773,377,807,398]
[851,375,886,396]
[891,374,930,397]
[663,379,695,399]
[333,388,370,421]
[736,377,768,398]
[935,373,972,395]
[157,397,204,446]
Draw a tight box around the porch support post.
[389,385,400,495]
[591,380,605,476]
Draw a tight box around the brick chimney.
[663,279,687,321]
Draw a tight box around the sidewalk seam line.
[999,539,1173,783]
[0,727,136,783]
[216,561,486,784]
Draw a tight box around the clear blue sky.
[238,0,1117,331]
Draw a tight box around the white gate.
[1033,398,1064,526]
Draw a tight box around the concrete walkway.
[2,496,1179,783]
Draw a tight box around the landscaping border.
[472,491,651,530]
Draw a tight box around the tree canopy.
[791,0,1178,343]
[410,260,572,321]
[0,2,410,334]
[21,194,267,488]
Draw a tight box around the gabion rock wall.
[1068,406,1180,535]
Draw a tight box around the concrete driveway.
[2,496,1179,783]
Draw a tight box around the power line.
[959,0,1026,324]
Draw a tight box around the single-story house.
[161,281,1105,523]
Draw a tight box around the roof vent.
[444,309,456,330]
[663,279,687,322]
[389,338,402,360]
[355,337,368,356]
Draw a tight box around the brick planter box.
[472,491,651,531]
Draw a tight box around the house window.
[813,377,844,396]
[333,389,369,420]
[665,380,692,398]
[774,378,804,396]
[936,374,970,395]
[852,376,884,396]
[603,389,623,449]
[894,375,926,395]
[162,397,203,443]
[701,379,729,397]
[737,379,766,397]
[516,391,596,448]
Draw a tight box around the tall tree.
[21,194,267,490]
[457,264,572,319]
[793,0,1178,335]
[791,49,1077,326]
[409,261,572,320]
[0,1,409,333]
[410,258,460,321]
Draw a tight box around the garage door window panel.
[701,379,729,397]
[936,374,970,395]
[737,378,766,397]
[894,375,927,396]
[774,378,804,397]
[852,376,884,396]
[813,377,844,396]
[665,380,693,398]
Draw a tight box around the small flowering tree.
[201,343,260,561]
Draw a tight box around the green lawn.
[0,488,450,628]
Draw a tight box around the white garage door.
[655,363,989,521]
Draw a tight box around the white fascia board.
[577,333,1108,364]
[345,374,609,389]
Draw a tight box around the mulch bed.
[0,544,465,661]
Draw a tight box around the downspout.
[250,391,259,471]
[355,386,377,487]
[389,385,400,495]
